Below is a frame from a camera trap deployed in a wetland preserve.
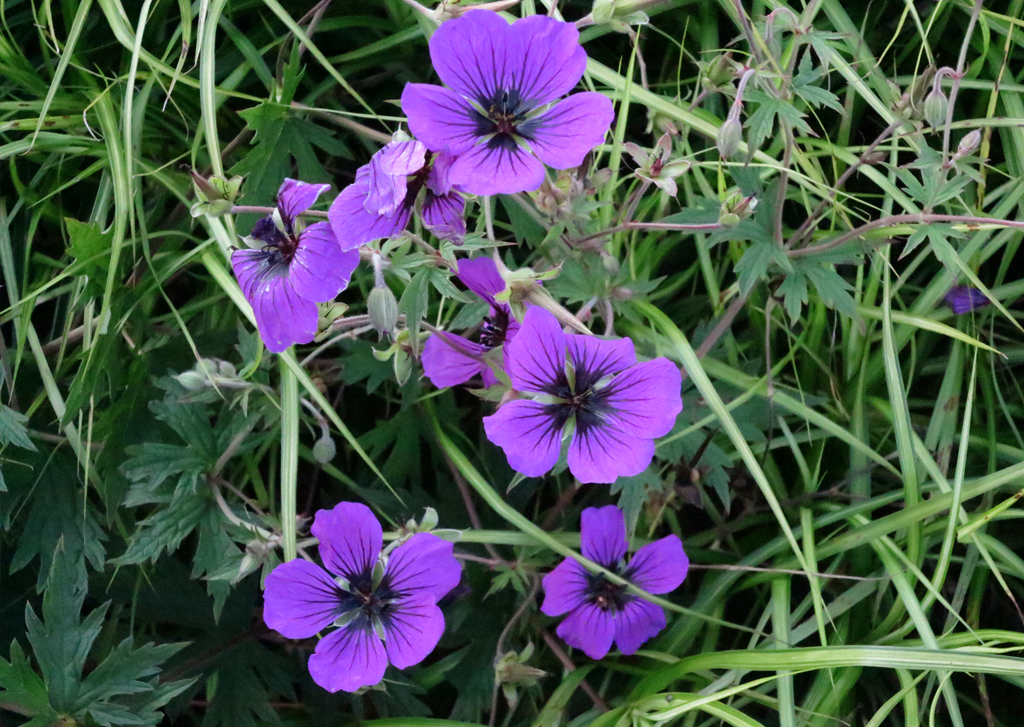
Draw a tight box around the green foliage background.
[3,0,1024,725]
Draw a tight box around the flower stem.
[280,359,299,562]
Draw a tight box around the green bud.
[312,434,336,464]
[176,370,207,391]
[719,211,741,228]
[368,286,399,339]
[592,0,615,24]
[957,129,982,156]
[393,348,413,386]
[419,507,439,532]
[706,53,734,89]
[923,89,948,130]
[716,118,742,159]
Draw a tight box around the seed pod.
[716,118,742,159]
[923,88,948,130]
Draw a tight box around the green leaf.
[74,637,189,716]
[611,467,662,535]
[777,268,809,321]
[112,489,211,566]
[0,641,58,723]
[202,642,292,727]
[399,268,431,357]
[735,240,793,295]
[801,263,859,320]
[792,51,843,112]
[0,403,35,451]
[66,218,113,297]
[744,90,814,152]
[901,223,964,261]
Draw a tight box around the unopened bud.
[957,129,982,157]
[592,0,615,24]
[312,434,336,464]
[393,348,412,386]
[176,370,207,391]
[420,507,439,532]
[923,89,948,129]
[706,53,734,89]
[716,118,742,158]
[367,286,398,340]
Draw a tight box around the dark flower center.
[478,88,532,149]
[540,362,615,435]
[480,306,511,348]
[252,216,300,265]
[349,573,396,622]
[585,572,631,613]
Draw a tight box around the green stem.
[280,359,299,562]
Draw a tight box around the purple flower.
[944,286,990,314]
[421,257,521,388]
[541,506,688,659]
[328,140,466,249]
[231,179,359,353]
[263,502,461,693]
[401,11,614,196]
[482,307,682,484]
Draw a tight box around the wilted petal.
[290,222,360,302]
[402,84,481,155]
[483,399,562,478]
[278,179,330,229]
[567,334,636,387]
[449,141,546,196]
[427,148,458,196]
[944,286,990,315]
[580,506,627,567]
[263,559,354,639]
[568,422,653,484]
[503,307,566,394]
[540,558,589,616]
[307,620,387,693]
[602,358,682,439]
[232,250,318,353]
[627,535,688,595]
[367,140,427,216]
[521,93,613,170]
[556,603,615,660]
[383,533,461,601]
[311,502,383,584]
[613,598,666,655]
[381,595,446,669]
[422,190,466,245]
[422,332,488,388]
[456,257,506,306]
[329,180,412,251]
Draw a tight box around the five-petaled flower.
[422,256,520,388]
[483,307,682,484]
[262,502,461,693]
[231,179,359,353]
[944,286,990,315]
[401,10,614,196]
[541,506,688,659]
[328,139,466,250]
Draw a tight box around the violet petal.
[232,249,318,353]
[278,179,330,229]
[602,358,683,439]
[503,307,566,394]
[329,179,412,250]
[456,257,506,306]
[263,559,353,639]
[381,594,446,670]
[401,84,480,156]
[627,535,688,595]
[307,620,387,693]
[580,506,628,566]
[289,222,360,302]
[613,598,666,655]
[422,190,466,245]
[567,421,653,484]
[311,502,383,583]
[383,532,461,602]
[482,399,563,477]
[555,602,616,660]
[422,332,488,388]
[521,92,614,170]
[540,558,589,616]
[449,142,546,196]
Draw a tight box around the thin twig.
[540,631,609,713]
[941,0,984,166]
[490,578,542,727]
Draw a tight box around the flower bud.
[312,434,336,464]
[393,348,413,386]
[957,129,982,157]
[367,286,398,340]
[176,370,207,391]
[923,88,948,129]
[592,0,615,24]
[716,118,742,158]
[419,507,439,532]
[706,53,734,89]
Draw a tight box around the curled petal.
[449,141,546,196]
[483,399,562,478]
[555,603,615,660]
[614,598,666,655]
[367,140,427,216]
[422,332,488,389]
[263,559,354,639]
[602,358,683,440]
[541,558,589,617]
[422,190,466,245]
[944,286,990,315]
[383,532,461,601]
[381,595,446,670]
[312,502,383,584]
[627,535,688,595]
[290,222,360,302]
[328,180,412,251]
[580,506,627,567]
[503,307,567,394]
[456,257,506,306]
[307,620,387,693]
[520,93,614,170]
[402,84,480,155]
[427,148,458,196]
[278,179,330,229]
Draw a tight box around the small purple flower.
[944,286,990,315]
[401,11,614,196]
[422,257,521,388]
[483,307,682,484]
[231,179,359,353]
[541,506,688,659]
[328,140,466,249]
[263,502,461,693]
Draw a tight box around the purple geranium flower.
[541,506,688,659]
[231,179,359,353]
[328,139,466,249]
[401,11,614,196]
[944,286,990,314]
[263,502,461,693]
[482,307,682,484]
[422,256,521,388]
